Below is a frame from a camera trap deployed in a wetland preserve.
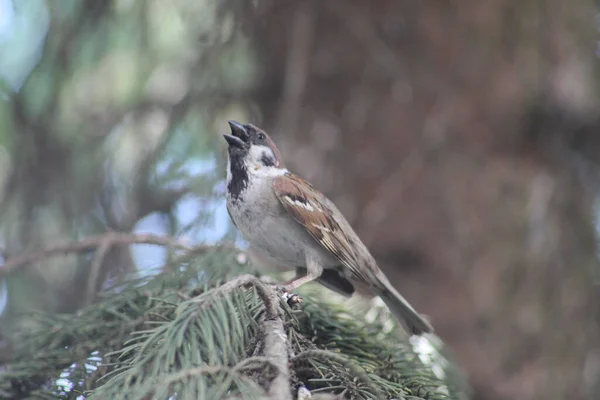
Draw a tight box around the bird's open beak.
[224,120,249,149]
[223,134,246,148]
[228,120,250,141]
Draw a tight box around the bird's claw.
[275,285,303,307]
[286,293,304,307]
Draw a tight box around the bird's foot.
[274,285,304,307]
[285,293,304,307]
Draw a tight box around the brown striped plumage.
[224,121,433,335]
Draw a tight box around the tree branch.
[195,274,293,400]
[0,232,202,279]
[84,238,113,306]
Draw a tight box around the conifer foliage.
[1,247,467,399]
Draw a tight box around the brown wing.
[272,173,365,282]
[274,174,433,335]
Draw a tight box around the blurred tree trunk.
[249,1,600,399]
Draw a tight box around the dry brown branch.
[84,238,113,306]
[0,232,201,279]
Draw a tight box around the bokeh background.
[1,1,599,399]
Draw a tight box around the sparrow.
[223,121,433,335]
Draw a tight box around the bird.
[223,120,433,335]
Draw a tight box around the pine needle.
[0,247,468,399]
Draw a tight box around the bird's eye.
[257,133,266,140]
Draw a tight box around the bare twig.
[84,238,113,306]
[0,232,200,279]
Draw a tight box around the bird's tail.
[376,281,433,335]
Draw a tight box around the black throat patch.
[227,153,249,202]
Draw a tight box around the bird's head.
[223,121,285,174]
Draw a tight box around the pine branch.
[0,248,468,400]
[291,350,383,398]
[174,274,293,399]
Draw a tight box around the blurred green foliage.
[0,0,257,318]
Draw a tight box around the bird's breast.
[227,176,340,269]
[227,182,310,267]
